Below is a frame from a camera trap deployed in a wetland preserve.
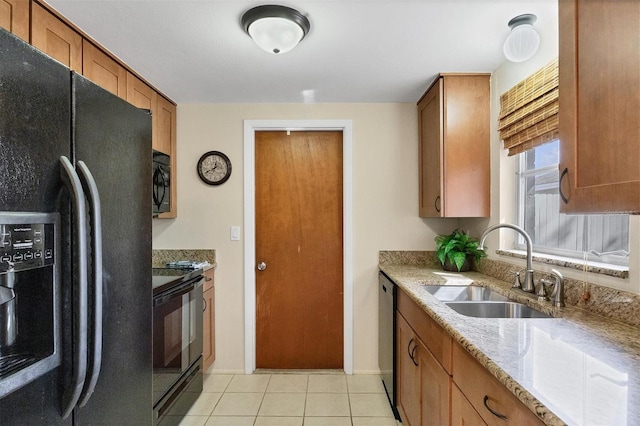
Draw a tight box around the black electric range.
[151,267,204,295]
[151,266,205,424]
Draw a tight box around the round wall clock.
[197,151,232,185]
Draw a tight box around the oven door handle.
[76,160,103,408]
[154,278,204,306]
[60,156,89,419]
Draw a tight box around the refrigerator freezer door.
[0,28,72,426]
[71,74,153,424]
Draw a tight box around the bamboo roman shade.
[499,58,559,156]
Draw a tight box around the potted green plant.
[435,229,487,272]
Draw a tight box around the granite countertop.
[380,264,640,426]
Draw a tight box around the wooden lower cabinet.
[202,269,215,372]
[396,291,452,426]
[419,337,451,426]
[452,342,544,426]
[452,384,487,426]
[395,287,545,425]
[397,313,421,426]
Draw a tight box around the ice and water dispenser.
[0,213,61,398]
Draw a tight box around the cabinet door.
[155,95,175,155]
[0,0,29,42]
[418,337,451,426]
[202,270,215,372]
[442,75,490,217]
[82,40,127,99]
[558,0,640,213]
[418,77,444,217]
[396,313,420,426]
[451,384,487,426]
[31,3,82,71]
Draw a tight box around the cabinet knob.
[257,261,267,271]
[434,195,441,213]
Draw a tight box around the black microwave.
[152,150,171,215]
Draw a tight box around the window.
[516,141,629,266]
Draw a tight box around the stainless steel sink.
[445,301,552,319]
[424,285,510,302]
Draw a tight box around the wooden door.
[82,40,127,99]
[558,0,640,213]
[0,0,29,42]
[31,3,82,72]
[255,130,343,369]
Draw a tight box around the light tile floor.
[171,372,402,426]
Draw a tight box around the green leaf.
[449,251,467,271]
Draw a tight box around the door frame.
[243,120,353,374]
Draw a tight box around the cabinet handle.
[434,195,441,213]
[483,395,507,420]
[410,344,418,366]
[203,298,207,312]
[559,167,569,204]
[407,338,415,360]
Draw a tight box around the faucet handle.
[537,279,550,301]
[511,271,522,289]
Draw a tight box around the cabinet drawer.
[397,288,452,373]
[452,342,544,425]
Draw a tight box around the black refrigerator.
[0,28,152,425]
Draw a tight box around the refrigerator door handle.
[59,156,89,419]
[76,160,103,408]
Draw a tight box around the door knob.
[257,261,267,271]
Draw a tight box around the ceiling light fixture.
[241,5,311,55]
[503,14,540,63]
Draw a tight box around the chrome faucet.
[479,223,535,293]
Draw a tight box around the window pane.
[525,140,558,169]
[518,142,629,265]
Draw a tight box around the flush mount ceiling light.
[242,5,311,54]
[503,14,540,63]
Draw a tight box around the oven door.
[152,276,203,405]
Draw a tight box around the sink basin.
[425,285,510,302]
[445,302,552,319]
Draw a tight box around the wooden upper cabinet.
[156,95,175,156]
[558,0,640,213]
[0,0,29,42]
[82,40,127,99]
[127,72,158,143]
[418,74,491,218]
[31,2,82,72]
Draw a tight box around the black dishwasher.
[379,271,400,419]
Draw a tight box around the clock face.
[198,151,232,185]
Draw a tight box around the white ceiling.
[45,0,558,104]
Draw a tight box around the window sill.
[495,249,629,279]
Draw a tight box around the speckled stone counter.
[152,249,217,269]
[379,263,640,426]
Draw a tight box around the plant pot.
[443,256,472,272]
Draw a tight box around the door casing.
[243,120,353,374]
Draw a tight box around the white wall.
[153,103,459,373]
